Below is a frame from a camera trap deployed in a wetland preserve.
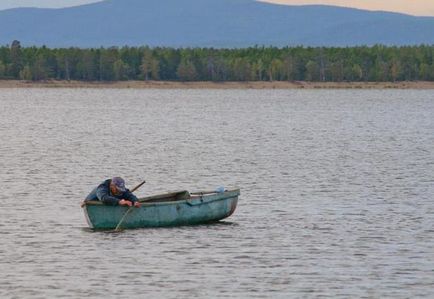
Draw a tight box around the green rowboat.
[82,189,240,229]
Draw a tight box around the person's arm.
[124,190,139,203]
[96,184,119,206]
[124,190,141,207]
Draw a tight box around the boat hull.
[83,189,239,229]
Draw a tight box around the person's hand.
[119,199,133,207]
[134,201,141,208]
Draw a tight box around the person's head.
[110,177,126,195]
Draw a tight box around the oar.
[130,180,146,193]
[114,179,146,232]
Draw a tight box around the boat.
[82,189,240,229]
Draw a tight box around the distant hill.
[1,0,434,47]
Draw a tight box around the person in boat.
[84,177,141,207]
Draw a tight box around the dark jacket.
[85,179,138,206]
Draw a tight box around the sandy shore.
[1,80,434,89]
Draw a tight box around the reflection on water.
[0,88,433,298]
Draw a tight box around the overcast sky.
[0,0,433,16]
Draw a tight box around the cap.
[112,177,126,192]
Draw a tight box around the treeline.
[1,41,434,82]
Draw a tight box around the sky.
[260,0,434,16]
[0,0,433,16]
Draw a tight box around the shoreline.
[1,80,434,89]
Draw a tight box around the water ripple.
[0,89,433,298]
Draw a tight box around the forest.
[1,41,433,82]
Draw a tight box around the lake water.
[0,88,433,298]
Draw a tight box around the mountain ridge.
[1,0,434,47]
